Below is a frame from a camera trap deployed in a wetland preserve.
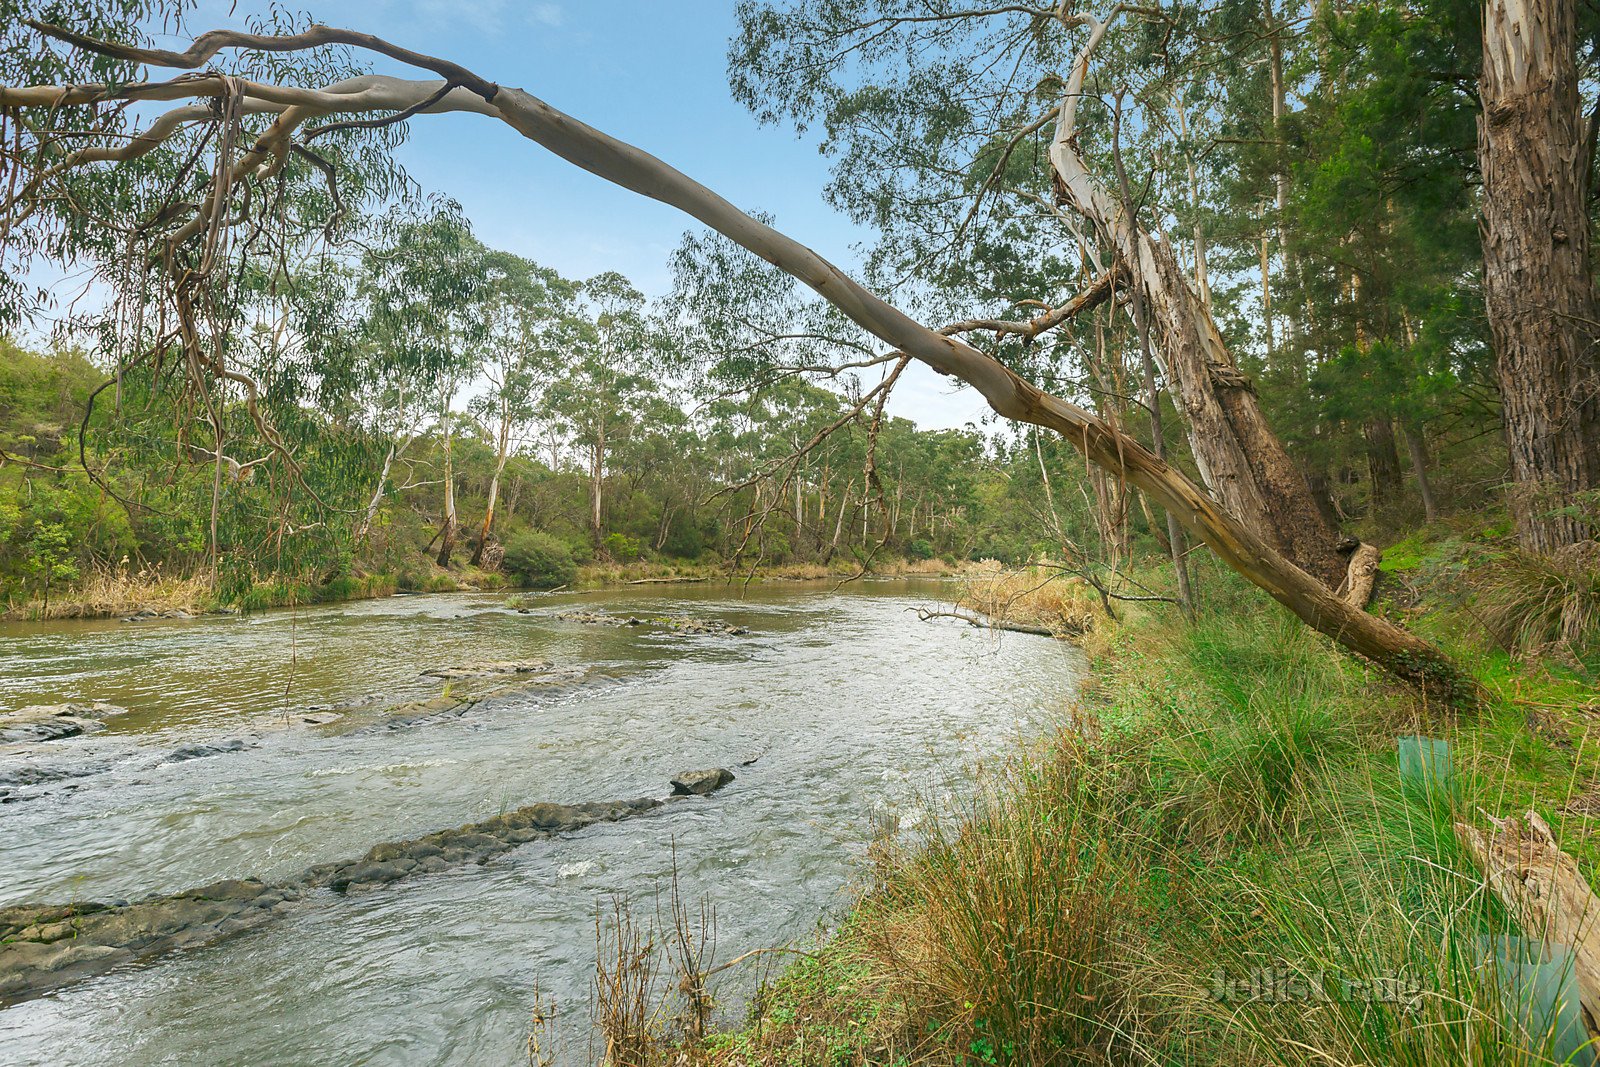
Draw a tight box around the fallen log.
[1458,809,1600,1039]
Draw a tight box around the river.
[0,580,1082,1065]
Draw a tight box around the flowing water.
[0,580,1082,1065]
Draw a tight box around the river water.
[0,581,1082,1065]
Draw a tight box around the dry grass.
[3,564,213,620]
[583,855,721,1067]
[593,896,662,1067]
[957,566,1102,636]
[856,733,1144,1065]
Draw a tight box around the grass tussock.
[1475,542,1600,661]
[673,553,1600,1066]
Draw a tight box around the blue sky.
[171,0,995,431]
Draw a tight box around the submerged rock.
[162,738,255,763]
[0,776,708,1005]
[670,768,736,796]
[552,611,750,637]
[303,796,662,894]
[420,659,552,679]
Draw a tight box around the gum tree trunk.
[470,409,511,566]
[1479,0,1600,552]
[435,392,456,569]
[1049,19,1347,588]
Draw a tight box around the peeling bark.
[1047,13,1347,588]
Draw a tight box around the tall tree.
[1478,0,1600,552]
[467,253,574,565]
[358,209,489,568]
[542,273,655,550]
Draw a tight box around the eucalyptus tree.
[0,14,1475,698]
[731,0,1356,588]
[540,272,659,549]
[466,252,575,565]
[354,206,490,566]
[0,5,414,577]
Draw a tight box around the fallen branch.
[916,605,1067,638]
[1340,541,1382,608]
[1458,809,1600,1039]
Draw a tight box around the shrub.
[504,530,578,589]
[905,538,934,561]
[601,531,644,563]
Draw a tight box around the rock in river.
[670,768,735,796]
[420,660,553,679]
[0,702,127,744]
[0,774,716,1005]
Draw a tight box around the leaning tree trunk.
[1479,0,1600,553]
[355,438,399,546]
[1048,25,1347,588]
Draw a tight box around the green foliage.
[503,530,578,589]
[699,554,1600,1064]
[601,531,644,562]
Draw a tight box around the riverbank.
[0,556,975,621]
[671,529,1600,1064]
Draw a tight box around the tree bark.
[435,393,456,569]
[470,410,511,567]
[1401,418,1440,523]
[1048,23,1347,588]
[589,418,605,549]
[1479,0,1600,553]
[356,438,400,545]
[1114,102,1193,612]
[1364,415,1404,512]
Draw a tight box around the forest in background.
[0,0,1567,644]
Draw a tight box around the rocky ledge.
[0,769,735,1005]
[551,611,750,636]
